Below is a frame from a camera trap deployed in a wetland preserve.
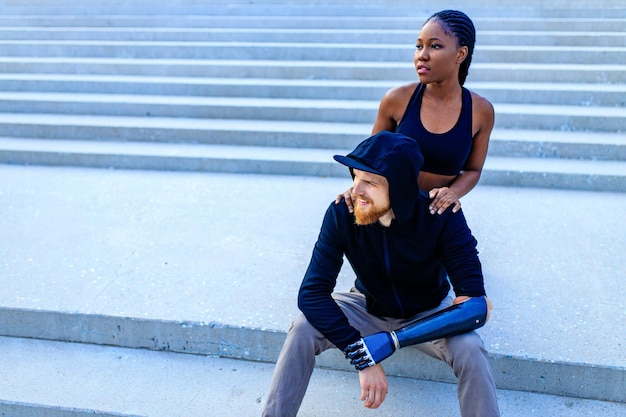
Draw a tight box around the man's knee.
[285,314,332,354]
[446,331,489,368]
[289,314,318,337]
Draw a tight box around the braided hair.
[425,10,476,86]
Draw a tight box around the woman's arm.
[429,92,494,214]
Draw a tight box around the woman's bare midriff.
[418,171,456,192]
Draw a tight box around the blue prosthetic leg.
[344,297,488,370]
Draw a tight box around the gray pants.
[262,291,500,417]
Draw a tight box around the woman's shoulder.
[467,89,495,116]
[467,88,495,138]
[384,82,419,101]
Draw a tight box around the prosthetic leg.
[344,297,488,370]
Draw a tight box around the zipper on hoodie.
[382,229,405,317]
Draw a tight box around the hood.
[334,131,423,225]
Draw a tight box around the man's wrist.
[390,331,400,349]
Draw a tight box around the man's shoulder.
[329,198,352,213]
[324,198,354,227]
[413,192,470,229]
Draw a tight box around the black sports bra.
[396,83,473,176]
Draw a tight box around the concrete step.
[0,336,625,417]
[1,111,624,157]
[487,129,625,161]
[1,27,625,47]
[1,75,624,107]
[1,137,624,191]
[1,58,624,84]
[0,165,624,405]
[1,110,624,154]
[1,40,624,65]
[1,15,626,31]
[0,0,624,19]
[0,94,624,132]
[0,138,626,191]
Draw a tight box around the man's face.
[352,169,392,226]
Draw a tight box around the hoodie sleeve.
[297,202,362,351]
[438,210,486,298]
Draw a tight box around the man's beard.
[354,195,391,225]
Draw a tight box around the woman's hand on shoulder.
[335,187,354,213]
[428,187,461,215]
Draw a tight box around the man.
[262,131,500,417]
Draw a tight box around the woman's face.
[414,19,466,84]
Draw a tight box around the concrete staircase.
[1,1,625,416]
[0,0,625,190]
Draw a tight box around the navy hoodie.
[297,131,485,351]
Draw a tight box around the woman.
[339,9,494,215]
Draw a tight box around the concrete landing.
[0,164,624,403]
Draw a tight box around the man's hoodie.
[297,131,485,351]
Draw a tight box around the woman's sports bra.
[395,83,473,176]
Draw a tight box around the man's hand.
[429,187,461,214]
[344,332,397,370]
[359,364,388,409]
